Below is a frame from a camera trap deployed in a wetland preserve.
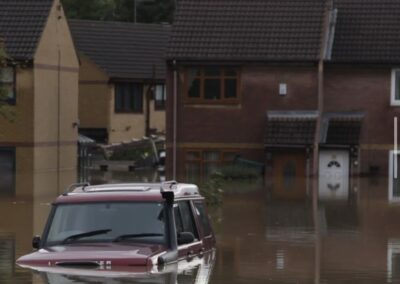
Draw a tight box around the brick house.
[0,0,79,197]
[69,20,170,144]
[166,0,400,185]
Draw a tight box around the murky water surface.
[1,171,400,283]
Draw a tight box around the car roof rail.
[62,182,90,196]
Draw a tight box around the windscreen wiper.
[113,233,163,242]
[62,229,112,244]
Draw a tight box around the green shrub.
[220,164,261,180]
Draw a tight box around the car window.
[194,201,212,236]
[174,201,198,240]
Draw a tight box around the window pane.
[186,151,200,161]
[204,79,221,100]
[224,68,237,77]
[203,151,220,161]
[194,202,212,236]
[224,78,237,98]
[0,148,15,196]
[204,66,220,77]
[174,205,184,234]
[115,84,125,112]
[47,202,165,245]
[155,85,165,101]
[185,162,200,183]
[223,152,237,162]
[188,78,200,98]
[178,202,198,238]
[0,68,13,83]
[396,72,400,100]
[132,84,143,112]
[204,162,220,178]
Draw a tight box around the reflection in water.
[3,168,400,283]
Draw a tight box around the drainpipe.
[172,60,177,180]
[313,1,333,284]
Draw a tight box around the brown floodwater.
[1,170,400,284]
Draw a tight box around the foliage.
[198,172,225,207]
[219,164,262,180]
[61,0,175,23]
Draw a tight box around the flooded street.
[1,171,400,283]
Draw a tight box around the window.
[174,201,198,240]
[115,83,143,113]
[0,148,15,196]
[184,66,239,104]
[194,201,212,237]
[154,84,166,110]
[185,149,237,181]
[389,150,400,203]
[391,69,400,106]
[0,67,15,104]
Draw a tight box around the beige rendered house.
[0,0,79,197]
[69,20,170,144]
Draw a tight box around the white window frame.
[388,150,400,203]
[387,240,400,283]
[391,69,400,106]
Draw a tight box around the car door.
[174,201,203,260]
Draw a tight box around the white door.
[318,150,349,201]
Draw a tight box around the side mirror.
[177,232,195,245]
[32,236,41,249]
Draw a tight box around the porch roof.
[265,111,318,147]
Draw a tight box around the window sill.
[391,100,400,107]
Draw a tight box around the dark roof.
[265,111,317,147]
[332,0,400,63]
[168,0,326,62]
[320,112,364,145]
[69,20,171,80]
[0,0,53,61]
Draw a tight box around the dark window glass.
[115,83,143,113]
[225,79,237,98]
[178,202,198,238]
[174,205,184,234]
[188,79,200,98]
[194,201,212,236]
[174,202,198,241]
[0,148,15,196]
[204,79,221,100]
[204,66,220,77]
[225,68,237,77]
[0,67,15,104]
[46,202,165,246]
[396,71,400,100]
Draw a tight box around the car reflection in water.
[23,250,215,284]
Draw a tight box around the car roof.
[55,182,203,204]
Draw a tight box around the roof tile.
[69,20,171,80]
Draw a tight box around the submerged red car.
[17,181,216,273]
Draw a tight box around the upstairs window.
[154,84,166,110]
[0,147,15,196]
[184,66,240,104]
[115,83,143,113]
[391,69,400,106]
[0,67,16,105]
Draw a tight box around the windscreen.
[45,202,165,246]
